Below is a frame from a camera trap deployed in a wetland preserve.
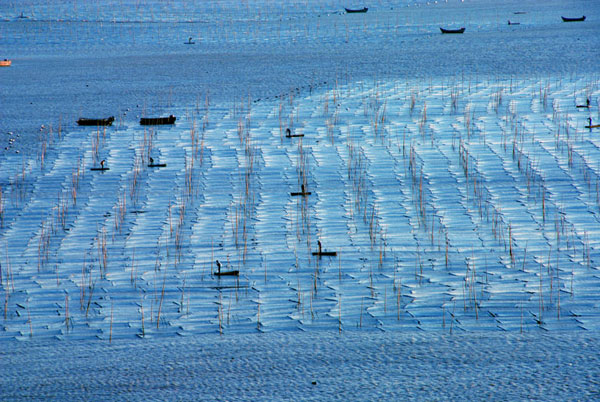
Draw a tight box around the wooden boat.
[77,116,114,126]
[345,7,368,13]
[285,128,304,138]
[214,270,239,277]
[312,251,337,257]
[148,157,167,168]
[0,59,11,67]
[440,27,465,34]
[562,16,585,22]
[291,184,311,196]
[577,99,590,108]
[585,124,600,129]
[140,115,176,125]
[214,260,239,277]
[91,160,109,171]
[312,241,337,257]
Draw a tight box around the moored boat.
[77,116,114,126]
[440,27,466,34]
[140,115,176,125]
[345,7,368,13]
[561,16,585,22]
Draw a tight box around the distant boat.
[90,160,109,171]
[0,59,11,67]
[312,240,337,257]
[585,124,600,129]
[185,37,195,44]
[562,16,585,22]
[513,11,527,15]
[508,20,520,25]
[285,128,304,138]
[77,116,114,126]
[140,115,176,125]
[17,12,28,19]
[148,157,167,168]
[345,7,368,13]
[214,260,239,277]
[440,27,466,34]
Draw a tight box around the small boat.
[508,20,520,25]
[140,115,176,125]
[285,128,304,138]
[440,27,465,34]
[214,270,239,277]
[0,59,12,67]
[513,11,527,15]
[185,37,195,44]
[562,16,585,22]
[17,12,28,19]
[585,124,600,129]
[312,241,337,257]
[345,7,368,13]
[577,99,591,108]
[214,260,239,277]
[312,251,337,257]
[77,116,114,126]
[91,160,109,171]
[291,184,311,196]
[148,157,167,168]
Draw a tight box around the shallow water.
[1,0,600,399]
[1,0,598,153]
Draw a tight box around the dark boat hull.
[214,270,239,277]
[77,116,114,126]
[140,115,176,125]
[440,27,466,34]
[562,16,585,22]
[291,191,311,196]
[148,163,167,168]
[585,125,600,129]
[345,7,368,13]
[312,251,337,257]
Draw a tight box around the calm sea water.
[1,0,598,156]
